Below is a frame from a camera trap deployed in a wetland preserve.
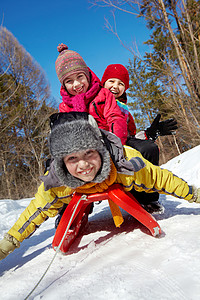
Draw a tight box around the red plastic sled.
[52,184,162,253]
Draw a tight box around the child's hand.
[0,235,20,260]
[145,114,178,141]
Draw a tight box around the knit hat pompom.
[101,64,129,91]
[57,43,68,53]
[55,43,90,87]
[49,112,111,188]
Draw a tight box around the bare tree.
[0,26,57,199]
[92,0,200,162]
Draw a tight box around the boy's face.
[104,78,125,98]
[63,149,101,182]
[64,72,89,95]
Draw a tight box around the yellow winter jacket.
[8,146,193,242]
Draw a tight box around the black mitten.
[145,114,178,141]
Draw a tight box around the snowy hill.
[0,145,200,300]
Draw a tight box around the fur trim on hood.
[48,112,111,188]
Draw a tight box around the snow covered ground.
[0,145,200,300]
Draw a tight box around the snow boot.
[129,188,164,214]
[141,201,165,214]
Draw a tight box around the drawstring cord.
[24,195,87,300]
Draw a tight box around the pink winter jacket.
[59,69,128,145]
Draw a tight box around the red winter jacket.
[116,96,147,140]
[116,93,137,137]
[59,69,128,145]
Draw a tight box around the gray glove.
[0,234,20,260]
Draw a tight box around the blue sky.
[1,0,150,105]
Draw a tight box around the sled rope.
[24,194,86,300]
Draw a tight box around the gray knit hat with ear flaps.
[49,113,111,188]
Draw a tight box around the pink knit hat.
[55,44,90,86]
[101,64,129,91]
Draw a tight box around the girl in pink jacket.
[55,44,127,145]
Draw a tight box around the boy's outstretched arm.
[0,183,72,260]
[120,146,199,203]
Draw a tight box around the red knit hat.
[55,44,90,86]
[101,64,129,91]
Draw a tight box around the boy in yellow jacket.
[0,112,199,261]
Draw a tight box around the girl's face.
[64,72,89,95]
[64,149,101,182]
[104,78,125,98]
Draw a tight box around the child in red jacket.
[55,44,127,145]
[101,64,178,213]
[101,64,178,165]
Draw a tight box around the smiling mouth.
[79,168,93,175]
[110,90,118,94]
[75,86,84,94]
